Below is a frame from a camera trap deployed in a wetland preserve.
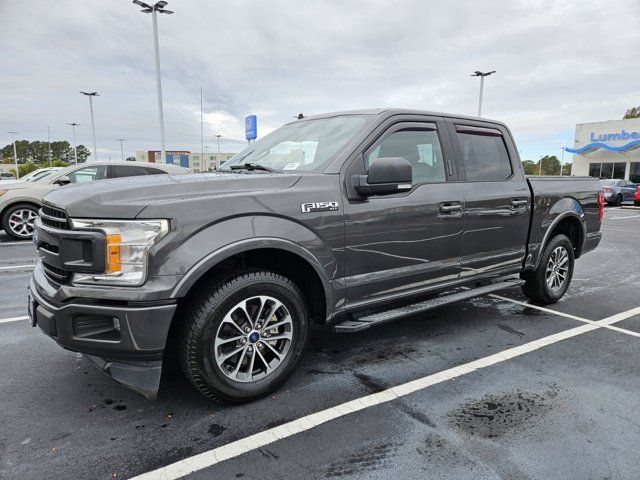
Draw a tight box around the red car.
[635,185,640,206]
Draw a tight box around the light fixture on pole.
[7,131,19,179]
[471,70,496,117]
[80,91,99,161]
[117,139,126,161]
[47,126,52,167]
[67,123,80,164]
[215,134,222,153]
[133,0,173,166]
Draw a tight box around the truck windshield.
[222,115,373,173]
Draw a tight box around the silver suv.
[0,161,189,240]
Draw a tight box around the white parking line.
[0,264,35,271]
[130,306,640,480]
[490,294,640,338]
[608,214,640,220]
[0,315,28,324]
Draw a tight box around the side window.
[146,167,169,175]
[112,165,150,178]
[67,165,108,184]
[455,126,512,181]
[365,128,446,184]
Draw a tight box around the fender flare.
[533,208,586,270]
[170,236,335,317]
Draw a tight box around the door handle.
[510,199,529,208]
[439,202,463,217]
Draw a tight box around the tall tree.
[539,155,561,175]
[1,140,30,162]
[521,160,537,175]
[75,145,91,163]
[623,106,640,119]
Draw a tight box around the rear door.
[446,121,531,279]
[343,117,464,308]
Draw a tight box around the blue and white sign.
[245,115,257,141]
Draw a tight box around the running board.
[333,279,524,333]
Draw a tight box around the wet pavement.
[1,209,639,479]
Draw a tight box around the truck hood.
[43,172,302,219]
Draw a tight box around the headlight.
[69,219,169,286]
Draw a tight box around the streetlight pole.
[47,126,52,167]
[471,70,496,117]
[200,87,204,172]
[560,147,566,176]
[7,131,19,179]
[80,91,99,161]
[538,157,544,176]
[133,1,173,165]
[117,139,126,161]
[215,134,222,153]
[67,123,80,164]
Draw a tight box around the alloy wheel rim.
[8,209,38,237]
[545,246,569,292]
[213,295,293,383]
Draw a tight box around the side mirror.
[54,175,71,186]
[352,157,412,197]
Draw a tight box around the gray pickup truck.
[28,109,603,402]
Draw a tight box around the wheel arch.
[171,238,334,325]
[534,210,585,269]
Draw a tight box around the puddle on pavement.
[449,386,560,439]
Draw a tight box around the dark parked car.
[28,109,603,402]
[600,179,637,206]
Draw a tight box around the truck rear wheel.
[179,270,310,403]
[522,234,574,305]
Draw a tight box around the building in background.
[569,117,640,182]
[135,151,236,171]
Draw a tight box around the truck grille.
[40,205,70,230]
[42,261,72,285]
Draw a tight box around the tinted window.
[600,163,613,179]
[147,167,169,175]
[613,162,626,179]
[366,128,446,184]
[455,127,512,181]
[112,165,150,178]
[67,165,108,184]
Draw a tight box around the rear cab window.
[453,125,512,181]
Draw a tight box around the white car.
[0,167,64,185]
[0,161,189,240]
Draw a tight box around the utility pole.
[47,126,52,167]
[8,131,19,179]
[133,0,174,165]
[471,70,496,117]
[215,134,222,153]
[200,87,204,172]
[117,139,126,161]
[80,91,99,161]
[560,147,566,176]
[67,123,80,164]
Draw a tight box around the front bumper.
[28,269,177,399]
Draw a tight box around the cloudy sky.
[1,0,638,162]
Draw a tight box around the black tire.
[179,270,310,403]
[615,194,623,206]
[521,234,574,305]
[1,203,39,240]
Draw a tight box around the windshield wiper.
[229,163,278,172]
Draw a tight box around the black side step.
[333,279,524,333]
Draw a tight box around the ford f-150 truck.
[28,109,603,402]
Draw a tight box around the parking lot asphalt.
[1,208,639,480]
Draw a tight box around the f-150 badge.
[301,201,339,213]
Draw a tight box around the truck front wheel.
[522,234,574,305]
[179,270,310,403]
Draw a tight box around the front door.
[343,119,464,309]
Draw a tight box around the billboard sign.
[245,115,257,141]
